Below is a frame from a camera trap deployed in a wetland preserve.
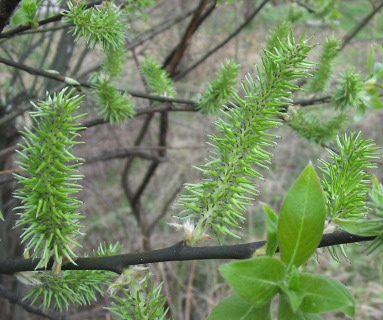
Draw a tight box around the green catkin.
[176,33,315,244]
[197,60,240,115]
[14,89,86,270]
[334,69,365,110]
[140,57,176,98]
[308,36,340,93]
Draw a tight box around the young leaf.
[278,293,322,320]
[277,163,326,269]
[261,204,278,256]
[219,256,286,307]
[298,273,355,316]
[279,266,305,312]
[208,294,271,320]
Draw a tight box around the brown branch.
[0,284,69,320]
[126,5,198,50]
[165,0,211,75]
[84,147,167,163]
[147,181,184,234]
[0,0,103,39]
[0,56,200,109]
[0,0,21,33]
[120,47,152,228]
[0,56,90,88]
[341,1,383,50]
[0,231,376,275]
[291,0,316,14]
[174,0,270,80]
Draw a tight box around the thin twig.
[147,182,184,233]
[185,260,198,320]
[174,0,270,80]
[84,147,167,163]
[341,1,383,50]
[0,0,103,39]
[0,283,69,320]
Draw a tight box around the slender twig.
[341,1,383,50]
[0,56,198,106]
[0,56,88,87]
[147,182,184,234]
[0,147,166,176]
[297,1,383,88]
[0,231,376,275]
[185,260,198,320]
[15,23,72,37]
[291,0,316,13]
[0,0,103,39]
[174,0,270,80]
[120,46,151,227]
[84,147,167,163]
[0,284,69,320]
[165,0,210,74]
[126,5,198,51]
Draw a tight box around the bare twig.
[174,0,270,80]
[341,1,383,50]
[126,5,198,50]
[185,260,198,320]
[0,0,103,39]
[147,182,184,234]
[0,283,69,320]
[0,56,199,107]
[84,147,167,163]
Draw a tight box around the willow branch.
[341,1,383,50]
[126,5,198,50]
[174,0,270,80]
[0,231,375,275]
[84,147,167,163]
[0,0,103,39]
[0,284,69,320]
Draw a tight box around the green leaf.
[207,294,271,320]
[364,95,383,109]
[299,273,355,316]
[374,62,383,79]
[279,266,306,312]
[11,0,42,26]
[278,294,322,320]
[261,204,278,256]
[278,163,326,269]
[0,210,4,221]
[219,256,286,307]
